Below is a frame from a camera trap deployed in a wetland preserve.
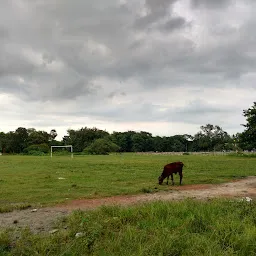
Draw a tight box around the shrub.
[24,143,50,154]
[84,138,120,155]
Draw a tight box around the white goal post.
[51,145,73,158]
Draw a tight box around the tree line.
[0,102,255,155]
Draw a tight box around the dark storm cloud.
[56,79,97,100]
[158,17,188,32]
[134,10,166,30]
[145,0,178,9]
[0,0,256,137]
[0,27,9,39]
[190,0,233,9]
[1,0,254,98]
[69,99,234,125]
[134,0,181,30]
[0,55,37,78]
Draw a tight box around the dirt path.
[1,177,255,233]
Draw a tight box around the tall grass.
[0,154,256,212]
[1,199,255,255]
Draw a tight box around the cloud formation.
[0,0,255,138]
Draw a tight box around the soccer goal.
[51,145,73,158]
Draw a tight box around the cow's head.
[158,175,164,185]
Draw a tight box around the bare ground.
[1,176,255,233]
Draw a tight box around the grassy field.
[1,199,256,255]
[0,153,256,212]
[0,154,256,255]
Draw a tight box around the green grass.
[1,199,256,255]
[0,154,256,211]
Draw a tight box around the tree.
[14,127,29,153]
[24,143,50,155]
[240,102,256,150]
[84,138,120,155]
[64,127,109,152]
[0,132,6,153]
[193,124,231,151]
[131,131,154,152]
[183,134,194,152]
[111,131,136,152]
[168,135,187,152]
[153,136,163,152]
[0,128,29,153]
[28,130,50,145]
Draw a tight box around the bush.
[25,150,46,156]
[24,143,50,154]
[84,138,120,155]
[0,231,12,254]
[228,152,256,158]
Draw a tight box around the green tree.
[193,124,231,151]
[131,131,154,152]
[13,127,29,153]
[84,138,120,155]
[183,134,194,152]
[0,132,6,153]
[153,136,164,152]
[28,130,50,145]
[168,135,187,152]
[0,128,29,153]
[240,102,256,150]
[111,131,136,152]
[2,131,16,153]
[24,143,50,155]
[161,136,171,152]
[64,127,109,152]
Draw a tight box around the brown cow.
[158,161,184,185]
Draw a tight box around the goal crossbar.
[51,145,73,158]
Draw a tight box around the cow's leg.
[179,172,183,185]
[171,173,174,185]
[166,176,169,185]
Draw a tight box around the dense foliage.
[0,102,255,154]
[0,125,235,154]
[0,128,60,154]
[83,138,120,155]
[240,102,256,150]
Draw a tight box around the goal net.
[51,145,73,158]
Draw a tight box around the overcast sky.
[0,0,255,139]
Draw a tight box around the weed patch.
[1,200,256,255]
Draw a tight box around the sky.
[0,0,255,140]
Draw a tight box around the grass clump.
[141,187,155,193]
[0,203,31,213]
[0,231,12,254]
[228,152,256,158]
[2,199,256,255]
